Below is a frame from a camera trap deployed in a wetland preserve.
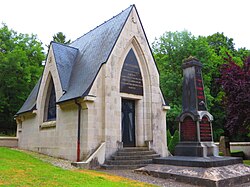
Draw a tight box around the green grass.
[219,150,245,158]
[0,147,154,187]
[243,160,250,166]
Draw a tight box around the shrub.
[167,129,180,155]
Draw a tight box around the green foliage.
[0,147,153,186]
[153,30,250,140]
[213,128,224,142]
[152,31,220,128]
[53,32,71,44]
[167,129,179,155]
[167,129,172,146]
[206,32,235,55]
[0,23,45,134]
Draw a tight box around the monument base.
[153,156,242,167]
[175,142,218,157]
[135,163,250,187]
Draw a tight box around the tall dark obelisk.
[175,57,218,157]
[146,58,245,187]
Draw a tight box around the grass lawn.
[243,160,250,166]
[0,147,154,187]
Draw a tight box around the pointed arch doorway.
[120,48,144,147]
[121,99,135,147]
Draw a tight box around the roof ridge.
[70,5,134,45]
[51,41,78,51]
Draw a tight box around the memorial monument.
[136,57,250,187]
[174,57,218,157]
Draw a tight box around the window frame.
[43,79,56,122]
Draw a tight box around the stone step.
[101,164,147,170]
[106,159,152,165]
[118,147,148,152]
[101,147,159,170]
[112,153,160,160]
[116,150,156,156]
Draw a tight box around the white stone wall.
[17,7,168,162]
[18,46,79,161]
[0,137,18,147]
[88,7,168,158]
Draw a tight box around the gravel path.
[19,149,199,186]
[98,169,200,187]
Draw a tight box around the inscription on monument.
[200,116,212,141]
[180,117,197,141]
[120,49,143,95]
[195,67,206,111]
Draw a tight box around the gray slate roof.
[16,77,41,115]
[16,5,133,115]
[59,5,132,102]
[52,42,79,92]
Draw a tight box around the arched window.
[120,48,143,96]
[44,79,56,121]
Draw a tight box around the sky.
[0,0,249,50]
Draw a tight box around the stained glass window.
[44,80,56,121]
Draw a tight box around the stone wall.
[216,142,250,159]
[0,137,18,147]
[17,47,79,161]
[230,142,250,159]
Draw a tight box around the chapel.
[15,5,169,164]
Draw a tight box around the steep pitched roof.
[58,5,133,102]
[16,77,41,115]
[51,42,79,92]
[16,5,133,114]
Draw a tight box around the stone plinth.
[136,163,250,187]
[153,156,242,168]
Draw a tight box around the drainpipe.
[75,100,81,162]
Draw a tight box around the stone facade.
[16,6,169,163]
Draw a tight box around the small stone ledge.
[83,95,96,102]
[40,121,56,129]
[162,105,170,111]
[0,137,18,147]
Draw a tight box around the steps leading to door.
[101,147,160,170]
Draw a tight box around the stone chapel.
[15,5,169,165]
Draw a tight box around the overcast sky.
[0,0,249,49]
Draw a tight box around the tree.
[0,23,45,135]
[218,54,250,136]
[206,32,235,55]
[153,30,250,141]
[206,33,249,140]
[152,31,220,129]
[53,32,71,44]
